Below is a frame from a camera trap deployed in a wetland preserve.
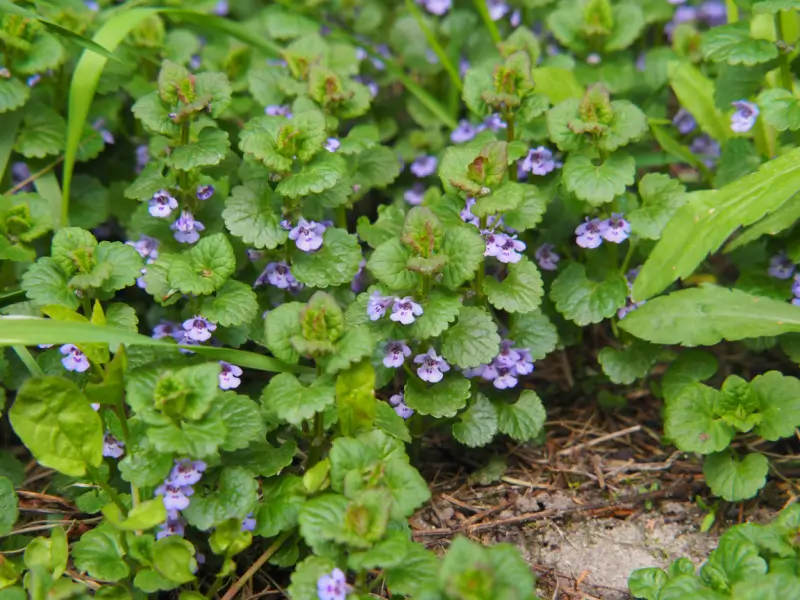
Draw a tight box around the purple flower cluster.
[148,190,178,218]
[414,347,450,383]
[575,214,631,249]
[183,316,217,342]
[449,113,509,144]
[255,261,303,292]
[317,568,350,600]
[102,433,125,458]
[730,100,759,133]
[666,1,726,38]
[289,218,326,252]
[460,197,479,227]
[484,230,526,264]
[410,155,438,178]
[147,190,207,244]
[367,293,424,324]
[219,361,243,390]
[464,340,534,389]
[324,138,341,152]
[127,235,159,289]
[60,344,90,372]
[535,243,560,271]
[769,253,796,280]
[389,393,414,419]
[690,135,721,168]
[171,210,205,244]
[383,340,412,368]
[521,146,559,177]
[265,104,293,118]
[156,459,207,540]
[618,267,646,319]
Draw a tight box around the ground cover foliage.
[0,0,800,598]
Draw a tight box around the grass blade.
[33,171,63,230]
[0,109,22,184]
[0,316,307,374]
[404,0,463,92]
[473,0,502,45]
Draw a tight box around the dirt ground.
[411,394,793,600]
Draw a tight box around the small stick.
[557,425,642,456]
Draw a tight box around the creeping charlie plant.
[1,0,800,599]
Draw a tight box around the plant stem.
[620,240,636,274]
[86,465,127,514]
[306,412,325,467]
[725,0,738,22]
[405,0,463,92]
[219,531,293,600]
[12,346,44,377]
[206,577,225,599]
[178,120,191,198]
[474,215,488,303]
[473,0,502,45]
[4,156,64,196]
[335,204,347,231]
[506,115,517,181]
[776,13,794,91]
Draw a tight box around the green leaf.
[351,145,402,189]
[200,280,258,328]
[384,543,439,597]
[102,499,166,532]
[367,238,420,291]
[664,383,734,454]
[183,467,258,531]
[441,307,500,369]
[702,23,778,66]
[703,452,768,502]
[14,106,65,159]
[598,341,661,385]
[224,440,297,478]
[264,303,303,365]
[509,311,559,360]
[715,62,773,111]
[662,350,719,399]
[668,61,730,142]
[95,242,143,292]
[167,233,236,296]
[151,537,197,585]
[288,556,338,600]
[221,184,286,250]
[484,258,544,314]
[167,128,230,171]
[404,375,470,418]
[335,359,376,436]
[629,174,687,240]
[276,152,346,198]
[714,138,762,188]
[633,145,800,299]
[297,494,348,552]
[439,227,485,290]
[562,152,635,206]
[408,290,462,339]
[0,316,300,374]
[72,525,129,582]
[620,286,800,345]
[504,185,550,232]
[9,376,102,477]
[598,101,649,152]
[0,476,18,536]
[261,373,335,426]
[292,228,362,288]
[21,258,79,309]
[732,573,800,600]
[496,390,546,443]
[374,401,412,443]
[471,182,524,219]
[0,79,29,114]
[254,475,306,538]
[628,568,669,600]
[0,451,25,488]
[751,371,800,441]
[551,263,628,326]
[758,88,800,131]
[357,203,405,250]
[453,395,498,448]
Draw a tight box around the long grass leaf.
[62,8,158,228]
[0,109,22,184]
[0,316,306,374]
[33,171,63,230]
[404,0,463,92]
[473,0,502,45]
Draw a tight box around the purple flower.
[255,261,299,289]
[265,104,292,118]
[126,235,159,260]
[11,162,32,192]
[213,0,229,16]
[351,259,367,294]
[459,57,470,78]
[26,74,41,87]
[699,0,726,26]
[153,321,184,342]
[792,274,800,297]
[60,344,90,372]
[135,145,149,173]
[156,482,194,512]
[481,114,507,132]
[618,296,646,320]
[769,253,796,280]
[493,365,518,389]
[410,155,438,178]
[575,218,606,249]
[521,146,558,176]
[535,243,560,271]
[414,348,450,383]
[156,517,185,540]
[170,460,207,487]
[355,47,367,62]
[690,135,721,168]
[289,217,326,252]
[219,361,243,390]
[672,109,696,135]
[247,249,265,262]
[515,348,535,375]
[92,118,114,145]
[731,100,759,133]
[586,53,602,66]
[102,433,125,459]
[197,185,215,201]
[84,1,100,10]
[451,120,478,144]
[324,137,340,152]
[495,340,521,368]
[182,316,216,342]
[418,0,451,16]
[383,341,412,368]
[241,513,256,532]
[404,183,425,206]
[390,297,424,325]
[171,210,205,244]
[148,190,178,218]
[317,568,349,600]
[792,298,800,307]
[485,232,526,263]
[367,292,394,321]
[487,0,510,20]
[460,197,479,227]
[601,214,631,244]
[190,54,202,70]
[483,231,508,257]
[390,393,414,420]
[510,9,521,27]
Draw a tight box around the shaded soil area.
[411,395,796,600]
